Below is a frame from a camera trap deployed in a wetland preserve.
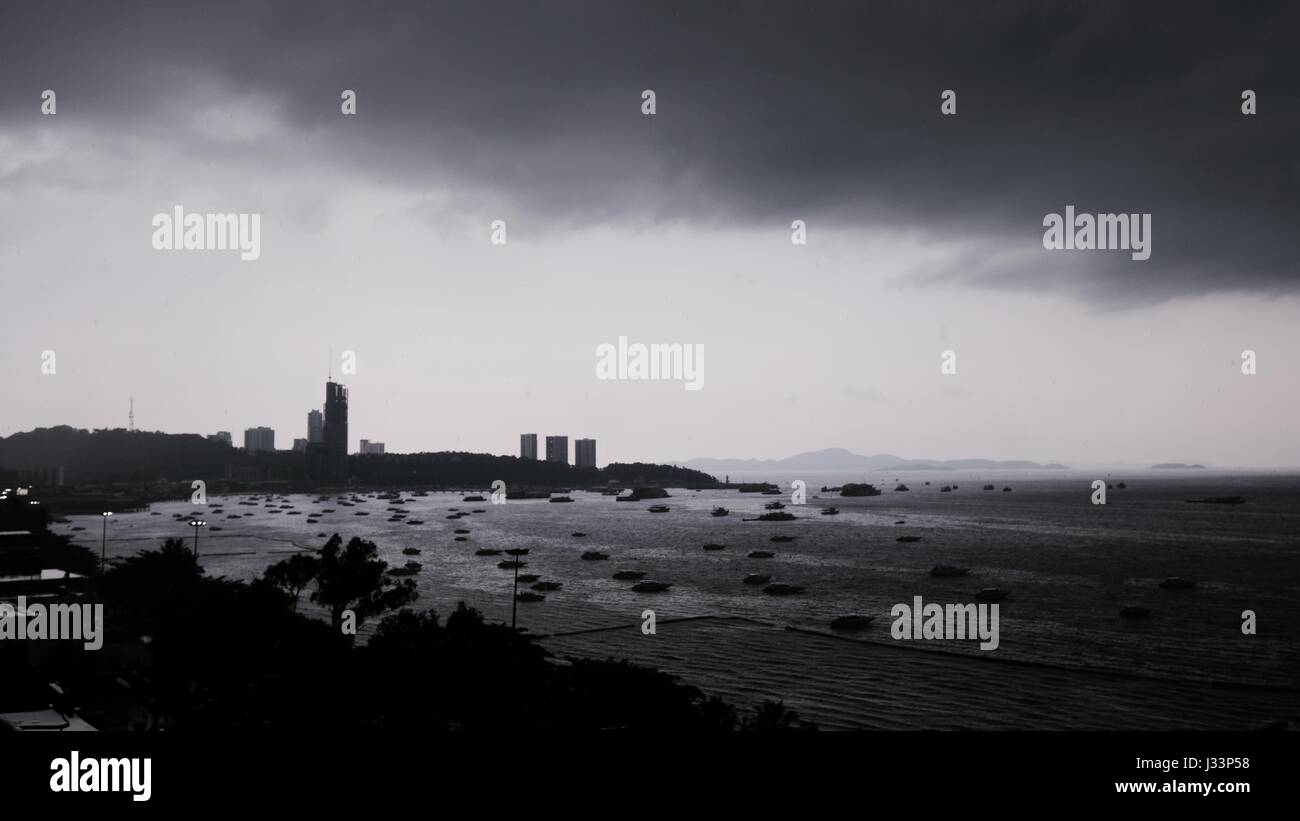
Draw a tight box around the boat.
[975,588,1010,602]
[764,501,786,510]
[1117,482,1127,489]
[763,583,805,596]
[572,532,587,538]
[648,505,670,513]
[748,512,796,522]
[930,565,969,577]
[463,495,486,502]
[702,543,726,551]
[581,550,609,561]
[748,550,775,559]
[770,535,796,543]
[517,574,541,583]
[454,536,468,542]
[830,615,875,631]
[317,532,327,538]
[515,592,545,602]
[940,486,952,493]
[894,484,910,492]
[896,535,922,543]
[472,509,487,513]
[1002,486,1012,492]
[474,548,501,556]
[387,561,422,577]
[821,507,839,515]
[454,528,470,534]
[498,560,526,570]
[549,496,575,503]
[209,527,223,532]
[743,573,771,585]
[354,511,369,516]
[983,485,995,491]
[1159,577,1197,590]
[406,520,424,525]
[631,581,672,593]
[711,507,730,517]
[531,581,562,591]
[1120,605,1152,618]
[1185,496,1246,505]
[402,548,421,556]
[612,571,646,581]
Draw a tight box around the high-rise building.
[545,435,568,465]
[244,427,275,452]
[520,433,538,460]
[307,410,324,443]
[359,439,385,455]
[293,438,309,452]
[575,438,597,469]
[324,381,349,481]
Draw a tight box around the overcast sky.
[1,0,1298,467]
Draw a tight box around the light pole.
[189,519,206,559]
[100,511,112,574]
[506,548,530,630]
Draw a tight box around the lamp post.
[100,511,112,574]
[506,548,530,630]
[189,519,206,559]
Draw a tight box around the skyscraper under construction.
[324,380,349,481]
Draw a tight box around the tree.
[263,552,320,611]
[310,535,417,633]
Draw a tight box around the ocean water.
[60,469,1300,729]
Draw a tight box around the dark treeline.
[0,426,716,488]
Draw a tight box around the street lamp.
[100,511,112,574]
[188,519,206,559]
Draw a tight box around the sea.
[58,468,1300,730]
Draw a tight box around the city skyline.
[2,1,1298,468]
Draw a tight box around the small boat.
[711,507,730,517]
[454,528,470,534]
[406,520,424,525]
[750,512,796,522]
[631,581,672,593]
[894,520,905,524]
[317,532,327,538]
[472,509,487,513]
[770,535,796,543]
[1120,605,1152,618]
[1117,482,1127,489]
[930,565,969,577]
[764,501,786,510]
[581,550,609,561]
[940,486,952,493]
[387,561,422,577]
[763,583,805,596]
[1160,577,1197,590]
[748,550,775,559]
[830,615,874,631]
[549,496,575,503]
[498,560,526,570]
[454,536,468,542]
[463,495,486,502]
[517,574,541,583]
[975,588,1010,602]
[572,532,587,538]
[896,535,922,543]
[474,548,501,556]
[322,509,335,513]
[531,581,562,591]
[354,511,370,516]
[895,484,910,492]
[613,570,646,580]
[1185,496,1246,505]
[402,548,421,556]
[702,543,726,551]
[743,573,771,585]
[821,507,839,515]
[648,505,670,513]
[983,484,995,491]
[209,527,223,532]
[1002,486,1012,492]
[445,515,460,520]
[515,592,545,602]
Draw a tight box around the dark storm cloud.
[2,0,1297,303]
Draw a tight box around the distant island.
[681,447,1068,474]
[1150,463,1207,469]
